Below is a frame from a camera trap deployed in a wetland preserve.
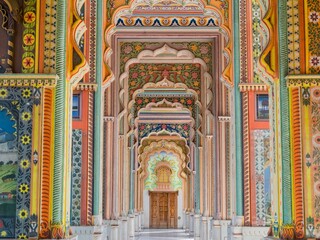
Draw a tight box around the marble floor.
[135,229,194,240]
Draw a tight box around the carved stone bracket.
[0,74,58,87]
[286,74,320,87]
[238,83,268,92]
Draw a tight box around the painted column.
[278,0,292,224]
[93,0,103,229]
[233,0,244,217]
[51,0,67,237]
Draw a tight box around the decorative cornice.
[238,83,268,92]
[0,74,58,87]
[286,75,320,87]
[218,116,231,122]
[74,83,97,91]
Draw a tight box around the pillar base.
[110,220,120,240]
[201,216,212,240]
[128,214,135,238]
[185,212,190,232]
[121,217,128,240]
[134,212,140,233]
[194,214,201,240]
[189,213,194,234]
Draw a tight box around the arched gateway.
[0,0,317,239]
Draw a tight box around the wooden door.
[150,192,177,228]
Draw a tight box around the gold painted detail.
[286,75,320,87]
[239,83,269,92]
[0,74,58,87]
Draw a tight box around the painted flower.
[184,72,190,77]
[192,72,198,79]
[162,69,169,77]
[187,99,193,105]
[200,45,209,54]
[312,88,320,101]
[19,209,28,219]
[190,44,198,51]
[161,124,167,129]
[24,11,36,23]
[21,111,31,121]
[139,65,145,70]
[180,99,185,103]
[312,134,320,147]
[193,81,200,87]
[315,182,320,194]
[137,99,143,104]
[309,11,320,23]
[144,99,149,103]
[0,88,8,99]
[135,44,142,51]
[22,89,32,98]
[23,33,35,46]
[0,231,7,237]
[132,72,138,78]
[18,233,27,239]
[21,134,31,145]
[130,80,136,86]
[123,45,133,54]
[19,183,29,193]
[140,72,146,76]
[310,56,320,67]
[23,57,35,69]
[20,159,30,169]
[183,125,188,130]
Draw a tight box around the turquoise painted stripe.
[93,0,102,216]
[278,0,292,224]
[53,0,67,224]
[233,0,244,216]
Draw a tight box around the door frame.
[149,191,178,229]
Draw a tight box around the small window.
[256,94,269,120]
[72,94,80,119]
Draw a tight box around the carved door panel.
[150,192,177,228]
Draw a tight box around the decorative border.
[0,74,58,87]
[0,87,35,239]
[289,87,304,238]
[239,83,268,92]
[22,0,37,73]
[286,75,320,87]
[39,88,53,239]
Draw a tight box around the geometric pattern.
[0,87,34,239]
[71,130,82,226]
[253,130,271,227]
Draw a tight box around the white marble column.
[135,212,140,233]
[110,222,119,240]
[189,212,194,235]
[128,214,135,239]
[185,212,190,232]
[194,214,201,240]
[92,215,103,240]
[121,217,128,240]
[212,220,221,240]
[201,216,212,240]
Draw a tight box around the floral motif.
[20,159,30,169]
[19,183,29,194]
[128,63,201,101]
[18,209,28,219]
[18,233,27,239]
[21,134,31,145]
[21,111,31,121]
[0,88,8,99]
[21,89,32,98]
[309,11,320,23]
[310,56,320,67]
[0,231,7,237]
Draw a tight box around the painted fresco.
[0,107,18,238]
[145,151,182,191]
[253,130,271,226]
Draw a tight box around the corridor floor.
[135,229,194,240]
